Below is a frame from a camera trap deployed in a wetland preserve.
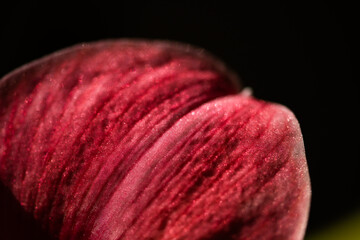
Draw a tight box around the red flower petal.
[0,40,310,240]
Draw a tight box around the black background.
[0,1,358,238]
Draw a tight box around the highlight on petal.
[0,40,310,240]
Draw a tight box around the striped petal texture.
[0,40,310,240]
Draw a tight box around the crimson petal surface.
[0,40,310,240]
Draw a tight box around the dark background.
[0,1,357,238]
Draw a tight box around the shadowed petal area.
[0,181,52,240]
[0,40,310,240]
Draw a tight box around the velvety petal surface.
[0,40,310,240]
